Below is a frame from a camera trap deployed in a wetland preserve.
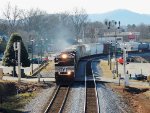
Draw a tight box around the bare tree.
[136,24,149,41]
[127,24,136,32]
[70,8,88,42]
[20,8,46,32]
[19,8,48,47]
[57,11,70,26]
[3,2,21,35]
[83,21,106,43]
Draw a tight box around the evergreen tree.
[2,33,30,68]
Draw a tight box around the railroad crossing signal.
[117,48,123,54]
[117,57,129,65]
[110,46,115,52]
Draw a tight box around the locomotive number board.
[55,66,74,72]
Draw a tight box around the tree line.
[0,3,150,52]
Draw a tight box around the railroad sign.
[128,33,135,39]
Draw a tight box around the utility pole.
[110,42,112,70]
[114,21,120,77]
[107,41,112,70]
[105,20,120,73]
[18,42,21,83]
[107,41,110,65]
[35,44,40,66]
[123,44,129,86]
[105,22,112,69]
[40,38,44,62]
[31,39,34,74]
[115,41,119,77]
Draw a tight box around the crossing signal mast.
[105,20,120,77]
[13,42,21,83]
[123,44,129,86]
[117,45,129,86]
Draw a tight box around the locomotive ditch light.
[67,71,71,75]
[61,54,68,59]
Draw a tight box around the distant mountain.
[88,9,150,25]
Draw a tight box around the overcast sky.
[0,0,150,15]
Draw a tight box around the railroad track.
[44,85,70,113]
[85,60,100,113]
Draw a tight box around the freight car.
[138,43,149,52]
[119,42,150,52]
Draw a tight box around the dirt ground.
[107,83,150,113]
[0,80,53,93]
[100,60,150,113]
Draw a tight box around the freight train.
[54,42,150,84]
[54,43,102,84]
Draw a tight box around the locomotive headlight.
[67,71,71,75]
[62,54,68,59]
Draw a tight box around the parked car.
[138,43,149,51]
[126,56,134,62]
[31,58,42,64]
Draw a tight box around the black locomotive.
[54,50,76,85]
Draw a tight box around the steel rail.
[91,60,100,113]
[58,86,70,113]
[44,86,60,113]
[84,59,100,113]
[83,61,87,113]
[44,85,69,113]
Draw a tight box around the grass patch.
[0,92,36,112]
[0,108,23,113]
[100,60,114,78]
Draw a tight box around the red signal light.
[117,57,124,65]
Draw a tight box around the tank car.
[138,43,149,52]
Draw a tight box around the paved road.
[0,63,39,75]
[118,63,150,77]
[2,76,55,82]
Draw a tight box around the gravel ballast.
[97,83,131,113]
[23,85,55,113]
[62,83,85,113]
